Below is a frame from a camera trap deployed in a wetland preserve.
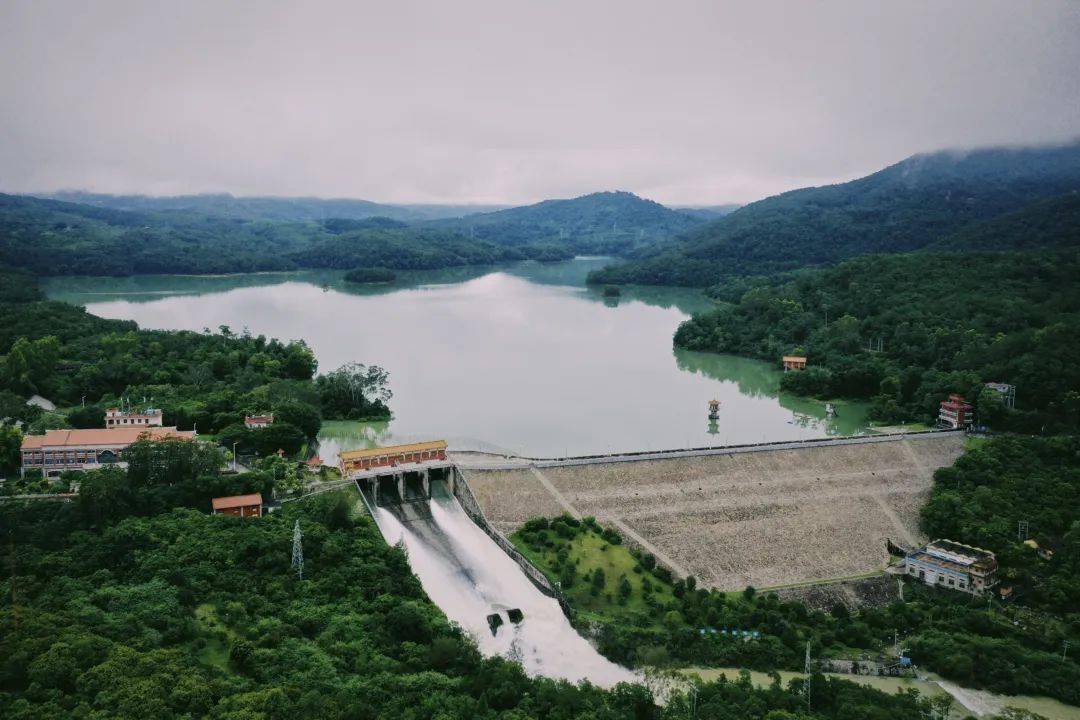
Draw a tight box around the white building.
[898,539,998,596]
[105,407,164,429]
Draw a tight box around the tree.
[315,363,392,419]
[618,575,633,603]
[0,423,22,473]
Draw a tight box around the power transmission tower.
[1064,640,1070,661]
[1018,520,1029,539]
[291,520,304,580]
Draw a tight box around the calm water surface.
[45,258,869,459]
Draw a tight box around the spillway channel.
[366,480,636,687]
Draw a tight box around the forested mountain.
[0,193,526,275]
[674,250,1080,430]
[671,204,742,220]
[288,227,528,270]
[45,191,508,222]
[0,193,320,274]
[933,190,1080,252]
[591,141,1080,286]
[433,191,704,256]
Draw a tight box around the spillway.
[368,482,636,687]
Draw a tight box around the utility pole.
[291,520,304,580]
[898,577,904,601]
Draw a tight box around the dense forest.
[589,142,1080,286]
[0,269,390,473]
[429,191,703,256]
[0,193,527,276]
[46,191,506,222]
[673,250,1080,429]
[513,435,1080,705]
[2,446,962,720]
[0,190,703,278]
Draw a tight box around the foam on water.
[371,491,637,687]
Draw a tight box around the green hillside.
[46,191,508,222]
[0,194,521,276]
[591,142,1080,286]
[433,190,703,255]
[674,249,1080,430]
[933,190,1080,252]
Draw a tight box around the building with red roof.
[211,493,264,518]
[20,426,196,478]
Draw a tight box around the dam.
[457,431,967,592]
[349,430,964,686]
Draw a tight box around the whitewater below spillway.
[370,486,637,687]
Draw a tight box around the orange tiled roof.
[339,440,447,461]
[21,426,195,450]
[211,493,263,510]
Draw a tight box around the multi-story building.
[105,407,163,429]
[20,426,197,477]
[938,394,973,429]
[899,539,998,596]
[245,414,274,429]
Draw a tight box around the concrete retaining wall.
[450,466,573,616]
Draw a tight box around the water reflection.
[46,258,870,457]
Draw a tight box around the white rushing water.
[370,488,637,687]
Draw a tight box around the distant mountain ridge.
[0,192,530,275]
[42,191,510,222]
[590,140,1080,286]
[430,190,704,255]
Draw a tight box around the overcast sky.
[2,0,1079,205]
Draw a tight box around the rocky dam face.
[461,433,967,592]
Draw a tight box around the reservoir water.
[45,257,870,458]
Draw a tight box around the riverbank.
[681,667,1080,720]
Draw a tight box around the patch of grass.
[194,602,235,671]
[511,515,677,627]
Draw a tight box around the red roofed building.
[21,426,196,478]
[938,394,973,430]
[211,493,264,518]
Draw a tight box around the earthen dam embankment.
[455,432,965,591]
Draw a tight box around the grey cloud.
[1,0,1078,205]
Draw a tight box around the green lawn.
[511,516,676,627]
[194,603,234,670]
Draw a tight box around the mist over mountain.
[590,140,1080,286]
[42,191,509,223]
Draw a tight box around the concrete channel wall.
[450,466,574,617]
